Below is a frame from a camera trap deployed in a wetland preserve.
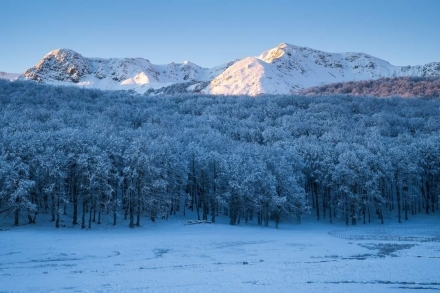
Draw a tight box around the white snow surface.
[209,43,440,96]
[1,213,439,293]
[18,49,234,94]
[0,71,20,81]
[9,44,440,95]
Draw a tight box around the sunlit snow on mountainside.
[18,48,235,94]
[209,43,440,96]
[9,43,440,95]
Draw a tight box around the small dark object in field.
[184,220,212,225]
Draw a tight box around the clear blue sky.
[1,0,439,73]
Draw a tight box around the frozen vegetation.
[1,79,439,229]
[300,76,440,98]
[1,80,440,292]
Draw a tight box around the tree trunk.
[51,195,55,221]
[314,182,320,221]
[361,203,365,224]
[14,206,20,226]
[211,163,217,223]
[81,199,86,229]
[55,194,60,228]
[129,208,134,228]
[368,205,371,223]
[329,201,333,224]
[229,199,237,225]
[136,202,140,227]
[425,180,430,214]
[88,204,93,229]
[72,191,78,225]
[44,194,48,214]
[431,177,436,213]
[275,212,280,229]
[397,185,401,224]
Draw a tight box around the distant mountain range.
[1,44,440,95]
[0,71,20,81]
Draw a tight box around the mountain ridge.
[19,48,235,94]
[209,43,440,95]
[6,44,440,95]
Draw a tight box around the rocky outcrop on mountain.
[19,49,234,94]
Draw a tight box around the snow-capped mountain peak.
[19,49,235,94]
[6,44,440,95]
[25,48,91,83]
[43,48,83,60]
[258,42,295,63]
[209,43,440,96]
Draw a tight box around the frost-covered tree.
[1,79,440,229]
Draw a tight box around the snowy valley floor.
[1,215,440,293]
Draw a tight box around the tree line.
[0,79,439,228]
[300,76,440,98]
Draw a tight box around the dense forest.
[300,76,440,98]
[0,80,439,229]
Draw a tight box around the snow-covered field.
[1,215,439,293]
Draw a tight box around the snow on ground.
[1,214,439,293]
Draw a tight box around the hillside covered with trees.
[1,80,439,229]
[300,76,440,98]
